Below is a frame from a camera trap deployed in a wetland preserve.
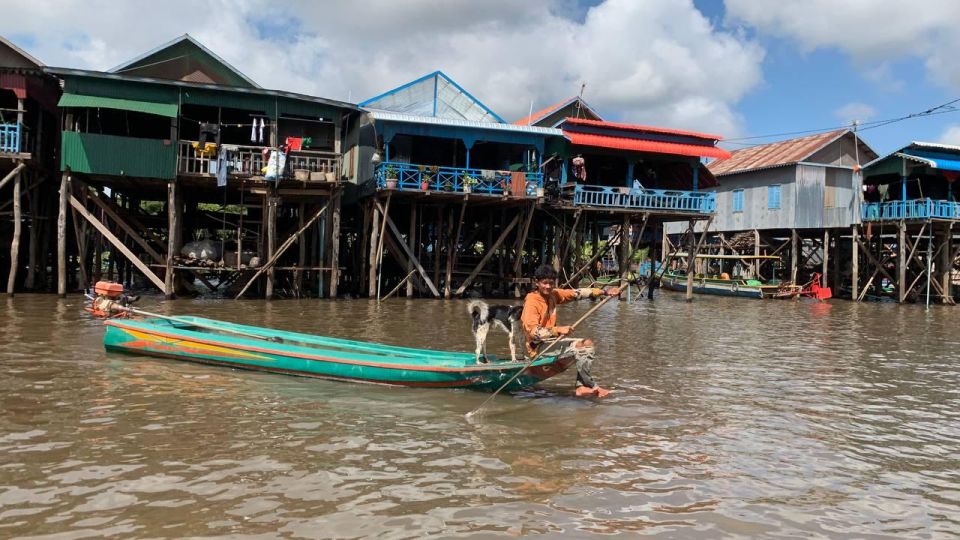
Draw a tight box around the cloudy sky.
[2,0,959,155]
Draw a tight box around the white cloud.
[724,0,960,90]
[939,125,960,146]
[0,0,765,137]
[834,102,876,124]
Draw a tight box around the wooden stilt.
[374,192,392,300]
[822,230,830,287]
[164,180,178,298]
[408,201,418,297]
[790,229,798,284]
[296,203,305,296]
[619,214,631,279]
[25,174,39,290]
[684,221,695,301]
[265,194,277,300]
[328,189,341,299]
[898,221,907,303]
[367,200,380,298]
[511,204,535,297]
[445,200,466,298]
[71,203,88,290]
[6,170,22,295]
[0,162,24,192]
[433,207,443,291]
[852,225,859,301]
[942,224,953,303]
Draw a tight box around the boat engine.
[87,281,139,318]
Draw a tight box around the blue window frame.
[768,185,781,209]
[732,189,744,213]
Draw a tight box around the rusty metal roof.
[708,129,848,176]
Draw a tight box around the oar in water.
[465,285,623,420]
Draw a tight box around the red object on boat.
[94,281,124,299]
[802,273,833,300]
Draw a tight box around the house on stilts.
[45,34,356,299]
[665,129,880,297]
[0,36,61,295]
[344,75,731,299]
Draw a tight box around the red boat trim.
[105,320,565,374]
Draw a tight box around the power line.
[722,96,960,145]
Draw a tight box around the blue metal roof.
[358,71,505,123]
[899,149,960,172]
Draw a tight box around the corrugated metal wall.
[61,131,176,179]
[794,164,824,228]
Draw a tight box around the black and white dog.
[467,300,522,364]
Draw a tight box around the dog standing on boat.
[467,300,522,364]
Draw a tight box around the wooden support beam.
[445,200,467,299]
[383,270,417,302]
[265,194,277,300]
[942,225,953,303]
[0,162,25,192]
[855,235,897,288]
[822,230,830,288]
[790,229,798,284]
[57,171,69,296]
[6,170,22,294]
[24,174,39,290]
[79,182,164,264]
[235,201,330,299]
[685,217,714,301]
[164,180,178,298]
[374,192,392,300]
[367,201,379,297]
[563,228,623,288]
[69,194,165,291]
[71,201,89,289]
[375,199,441,298]
[454,213,521,296]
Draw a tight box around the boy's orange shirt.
[520,288,599,356]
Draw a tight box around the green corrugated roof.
[58,93,178,118]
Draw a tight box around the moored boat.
[102,315,578,391]
[659,254,803,299]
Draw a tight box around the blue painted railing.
[0,123,21,154]
[862,199,960,221]
[374,161,543,196]
[573,184,716,213]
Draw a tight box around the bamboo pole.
[382,269,417,302]
[375,192,392,300]
[0,162,24,192]
[328,189,341,298]
[852,225,859,301]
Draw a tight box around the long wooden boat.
[660,271,801,299]
[659,254,802,299]
[103,315,577,391]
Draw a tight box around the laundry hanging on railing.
[215,145,240,187]
[264,149,287,181]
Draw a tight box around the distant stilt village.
[1,34,957,304]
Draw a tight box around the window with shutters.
[768,184,781,209]
[732,189,744,213]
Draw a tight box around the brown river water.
[1,292,959,539]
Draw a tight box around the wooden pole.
[164,179,178,298]
[296,202,305,296]
[822,230,830,288]
[684,220,695,301]
[408,201,418,297]
[684,218,714,301]
[71,204,88,290]
[790,229,798,284]
[511,204,535,297]
[852,225,859,301]
[619,214,631,279]
[0,162,25,191]
[328,189,341,299]
[455,213,521,296]
[69,194,166,291]
[265,194,277,300]
[6,170,22,295]
[898,220,907,303]
[942,224,953,303]
[80,181,164,264]
[383,269,416,302]
[562,228,623,288]
[367,200,380,298]
[445,201,466,299]
[25,173,39,290]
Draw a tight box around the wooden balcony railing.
[177,140,340,180]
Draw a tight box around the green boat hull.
[103,316,578,391]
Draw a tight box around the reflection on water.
[1,293,959,538]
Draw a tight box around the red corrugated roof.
[563,117,724,141]
[708,129,847,176]
[513,97,573,126]
[566,131,731,160]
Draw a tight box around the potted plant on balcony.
[421,172,433,191]
[462,175,478,194]
[384,165,398,189]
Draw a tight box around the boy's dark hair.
[534,264,558,281]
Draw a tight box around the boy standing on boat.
[521,264,618,398]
